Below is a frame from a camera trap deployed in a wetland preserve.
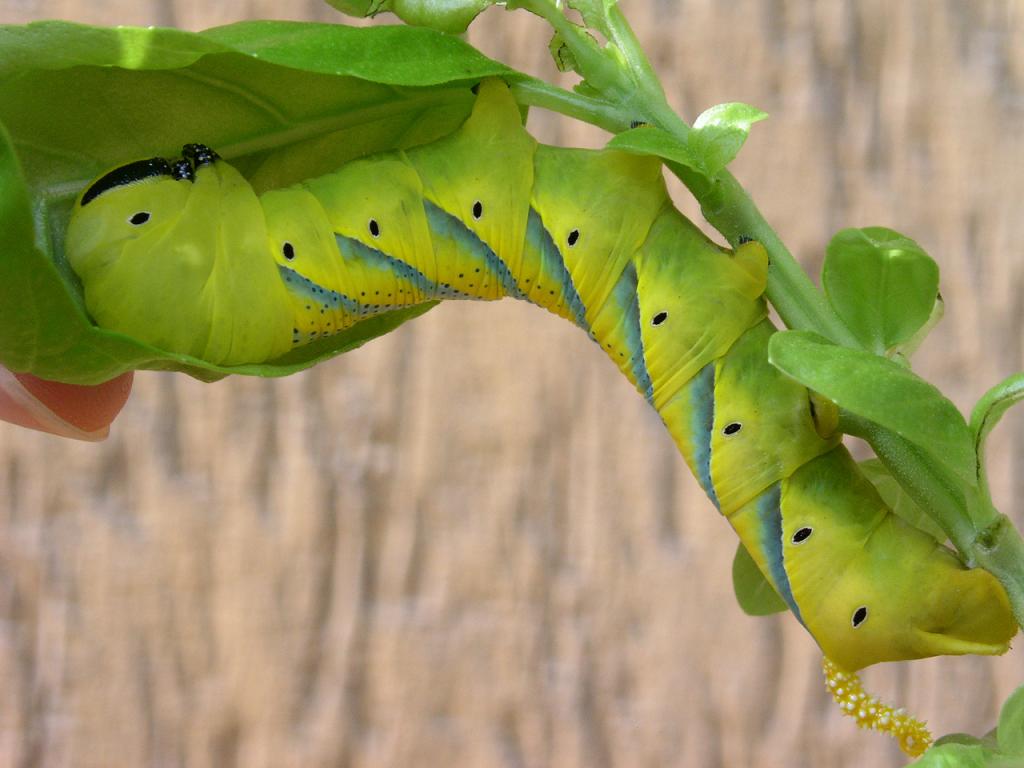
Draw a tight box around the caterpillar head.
[67,145,292,365]
[782,450,1017,671]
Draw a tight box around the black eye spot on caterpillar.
[282,242,295,261]
[630,119,648,129]
[651,311,668,326]
[792,526,812,544]
[852,606,868,628]
[567,229,580,246]
[129,212,151,226]
[723,422,742,436]
[369,219,381,238]
[738,235,754,245]
[472,201,483,220]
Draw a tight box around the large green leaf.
[768,331,976,488]
[200,21,511,82]
[0,21,517,384]
[323,0,497,34]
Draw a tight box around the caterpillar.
[66,79,1016,754]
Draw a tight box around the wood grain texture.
[1,1,1022,766]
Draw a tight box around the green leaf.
[0,21,515,384]
[822,227,940,355]
[858,458,947,542]
[201,21,514,84]
[731,542,787,616]
[607,125,703,172]
[768,331,976,488]
[909,743,995,768]
[971,373,1024,499]
[688,102,768,177]
[607,103,766,179]
[548,32,578,73]
[933,733,995,750]
[997,685,1024,755]
[565,0,615,37]
[323,0,495,34]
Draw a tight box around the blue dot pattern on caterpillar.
[65,79,1018,677]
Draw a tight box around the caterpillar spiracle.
[66,79,1016,754]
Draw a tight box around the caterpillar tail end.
[822,656,932,758]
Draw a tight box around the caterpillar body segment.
[66,79,1016,678]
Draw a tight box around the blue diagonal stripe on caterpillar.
[65,78,1017,687]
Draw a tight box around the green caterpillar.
[66,79,1015,747]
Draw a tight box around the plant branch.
[509,78,631,133]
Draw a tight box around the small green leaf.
[607,124,703,172]
[859,458,946,542]
[971,373,1024,499]
[548,32,578,73]
[822,227,940,355]
[688,102,768,177]
[324,0,495,34]
[997,685,1024,755]
[607,104,765,179]
[731,543,787,616]
[565,0,615,37]
[768,331,976,488]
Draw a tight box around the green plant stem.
[841,411,1024,626]
[509,79,630,133]
[511,0,635,103]
[603,4,664,101]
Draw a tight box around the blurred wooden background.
[2,1,1024,766]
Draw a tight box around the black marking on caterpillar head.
[472,201,483,220]
[282,242,296,261]
[182,143,219,167]
[80,157,174,206]
[723,422,742,436]
[852,606,868,628]
[369,219,381,238]
[791,526,812,544]
[630,120,648,129]
[567,229,580,247]
[171,159,194,181]
[128,212,151,226]
[651,311,668,326]
[737,235,754,245]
